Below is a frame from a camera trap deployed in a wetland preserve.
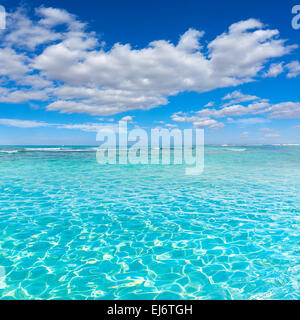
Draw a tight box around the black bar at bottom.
[0,300,298,318]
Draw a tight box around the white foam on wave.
[24,147,62,151]
[24,147,97,152]
[60,148,97,152]
[0,150,19,154]
[225,148,246,152]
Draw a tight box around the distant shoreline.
[1,144,300,147]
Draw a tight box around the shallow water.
[0,146,299,299]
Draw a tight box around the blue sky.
[0,0,300,145]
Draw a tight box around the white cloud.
[0,47,29,77]
[263,62,284,77]
[196,101,270,118]
[187,89,300,121]
[204,101,214,107]
[193,118,224,129]
[286,60,300,78]
[268,102,300,119]
[172,89,300,129]
[0,8,297,115]
[207,19,295,79]
[4,9,63,50]
[120,116,133,122]
[58,123,117,132]
[0,118,50,128]
[165,123,177,128]
[222,90,259,103]
[0,117,119,133]
[46,100,119,116]
[171,112,224,129]
[0,87,48,103]
[36,7,84,30]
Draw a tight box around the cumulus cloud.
[0,8,297,116]
[36,6,85,29]
[172,90,300,129]
[286,60,300,78]
[171,112,224,129]
[222,90,259,103]
[196,101,269,118]
[198,90,300,120]
[268,102,300,118]
[221,90,261,108]
[4,9,63,50]
[0,47,29,77]
[0,87,48,103]
[263,62,284,77]
[193,118,224,129]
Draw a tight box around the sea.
[0,145,299,299]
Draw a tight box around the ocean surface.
[0,145,299,299]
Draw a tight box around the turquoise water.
[0,146,299,299]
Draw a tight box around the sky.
[0,0,300,145]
